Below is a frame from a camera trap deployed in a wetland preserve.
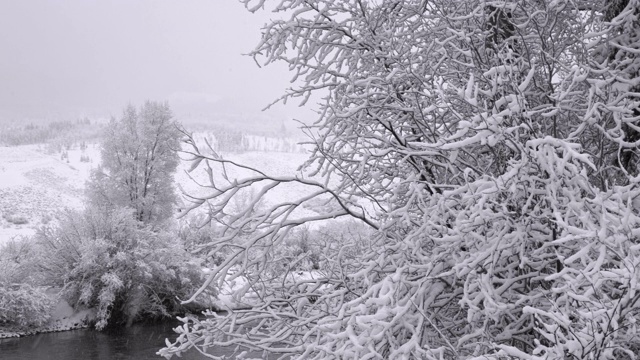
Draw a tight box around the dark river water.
[0,320,248,360]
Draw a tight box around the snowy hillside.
[0,144,98,244]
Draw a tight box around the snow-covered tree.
[161,1,640,358]
[88,101,181,225]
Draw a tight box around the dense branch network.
[161,1,640,359]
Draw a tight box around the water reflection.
[0,320,239,360]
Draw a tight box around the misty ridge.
[1,1,640,360]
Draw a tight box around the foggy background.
[0,0,312,128]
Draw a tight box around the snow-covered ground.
[0,139,315,246]
[0,144,100,245]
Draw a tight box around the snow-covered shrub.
[34,207,204,330]
[0,238,40,284]
[0,284,53,328]
[178,213,214,249]
[268,221,373,276]
[284,226,320,271]
[2,211,29,225]
[268,226,321,274]
[177,213,225,266]
[0,240,53,329]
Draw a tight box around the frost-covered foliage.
[0,284,53,328]
[267,221,372,275]
[0,241,53,329]
[177,213,227,268]
[87,101,181,225]
[162,0,640,359]
[271,226,322,272]
[34,207,203,330]
[0,239,38,284]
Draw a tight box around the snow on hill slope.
[0,144,99,245]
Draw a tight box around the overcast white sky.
[0,0,312,124]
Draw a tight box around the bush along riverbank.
[0,208,212,337]
[0,211,216,339]
[0,286,95,339]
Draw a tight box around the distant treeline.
[0,118,103,148]
[0,118,306,154]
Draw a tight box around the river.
[0,320,250,360]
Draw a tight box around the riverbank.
[0,319,90,339]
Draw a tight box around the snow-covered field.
[0,139,314,245]
[0,144,99,245]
